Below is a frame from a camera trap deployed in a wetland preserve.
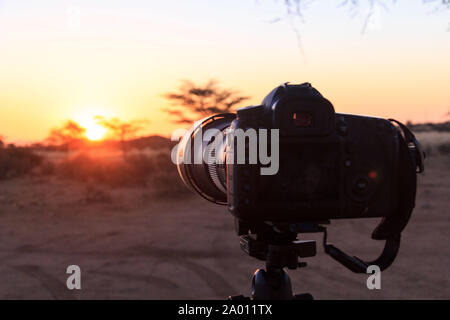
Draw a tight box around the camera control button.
[344,159,352,167]
[338,125,348,135]
[336,117,348,135]
[353,177,370,195]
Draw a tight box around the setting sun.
[78,117,107,141]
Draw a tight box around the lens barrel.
[176,113,235,204]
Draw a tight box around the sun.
[78,116,107,141]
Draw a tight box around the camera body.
[176,82,424,275]
[227,83,402,224]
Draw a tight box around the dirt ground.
[0,153,448,300]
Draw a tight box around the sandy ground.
[0,154,448,300]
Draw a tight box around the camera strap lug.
[389,119,425,173]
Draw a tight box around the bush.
[56,151,188,193]
[58,153,138,187]
[0,146,43,179]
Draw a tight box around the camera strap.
[324,233,401,273]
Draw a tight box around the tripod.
[229,230,317,300]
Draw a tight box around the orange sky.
[0,0,449,144]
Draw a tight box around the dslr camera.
[176,83,424,298]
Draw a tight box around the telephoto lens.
[176,113,235,204]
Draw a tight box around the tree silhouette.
[94,117,148,159]
[279,0,449,21]
[163,79,250,124]
[275,0,449,39]
[46,120,86,150]
[260,0,449,56]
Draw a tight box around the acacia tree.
[276,0,449,37]
[279,0,449,20]
[46,120,86,150]
[95,117,148,159]
[163,79,250,124]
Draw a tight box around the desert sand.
[0,151,448,300]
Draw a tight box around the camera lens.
[176,114,235,204]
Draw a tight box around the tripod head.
[230,224,318,300]
[240,234,317,270]
[230,221,401,300]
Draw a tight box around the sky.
[0,0,449,143]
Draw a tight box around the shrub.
[57,153,136,187]
[56,150,185,188]
[0,146,43,179]
[53,149,191,199]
